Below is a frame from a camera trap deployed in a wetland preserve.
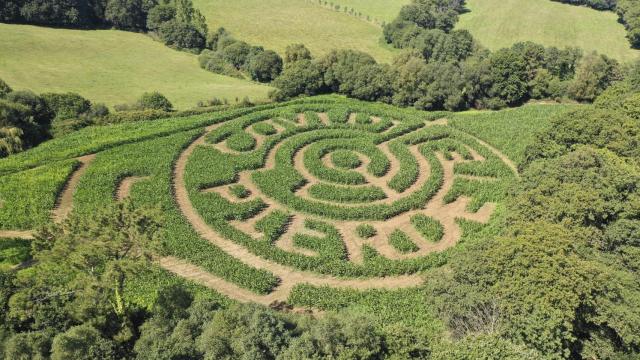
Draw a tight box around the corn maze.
[0,97,519,307]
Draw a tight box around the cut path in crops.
[167,123,425,304]
[116,176,151,201]
[52,154,96,223]
[0,230,34,239]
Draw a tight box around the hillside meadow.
[192,0,397,62]
[0,23,272,109]
[457,0,640,62]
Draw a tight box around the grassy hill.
[192,0,396,62]
[327,0,409,23]
[457,0,640,62]
[0,23,272,109]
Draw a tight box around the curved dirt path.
[116,176,150,201]
[166,126,424,305]
[52,154,96,223]
[466,134,519,178]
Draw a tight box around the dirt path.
[52,154,96,223]
[169,127,425,304]
[0,230,34,239]
[116,176,150,201]
[334,150,496,263]
[466,134,519,178]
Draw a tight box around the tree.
[280,313,384,359]
[137,91,173,111]
[523,107,640,166]
[568,52,622,102]
[158,20,206,49]
[285,44,312,63]
[146,4,175,31]
[271,59,326,100]
[105,0,147,31]
[196,304,294,359]
[220,41,253,69]
[247,50,283,82]
[50,324,117,360]
[487,48,530,106]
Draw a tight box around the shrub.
[158,20,206,50]
[247,50,283,82]
[146,4,175,31]
[285,44,312,63]
[0,79,12,98]
[41,92,91,121]
[137,91,173,112]
[198,50,243,78]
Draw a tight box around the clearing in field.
[0,23,272,109]
[192,0,396,62]
[457,0,640,62]
[0,97,566,307]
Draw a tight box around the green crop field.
[192,0,396,62]
[0,95,572,310]
[0,23,272,109]
[457,0,640,62]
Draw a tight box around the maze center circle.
[184,110,516,275]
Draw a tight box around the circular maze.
[172,103,518,303]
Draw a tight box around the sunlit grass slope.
[192,0,396,62]
[0,23,272,109]
[457,0,640,62]
[328,0,409,23]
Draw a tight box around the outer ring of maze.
[180,111,517,277]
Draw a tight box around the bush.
[158,20,206,50]
[0,79,12,98]
[146,4,175,31]
[198,50,243,78]
[41,92,91,121]
[247,50,283,82]
[568,52,622,102]
[221,41,253,69]
[285,43,312,63]
[137,91,173,111]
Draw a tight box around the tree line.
[0,0,209,51]
[198,28,284,83]
[0,78,184,158]
[270,0,625,111]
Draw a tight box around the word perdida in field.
[175,106,517,293]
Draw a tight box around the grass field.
[0,95,573,310]
[0,23,272,109]
[324,0,409,23]
[457,0,640,63]
[192,0,396,62]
